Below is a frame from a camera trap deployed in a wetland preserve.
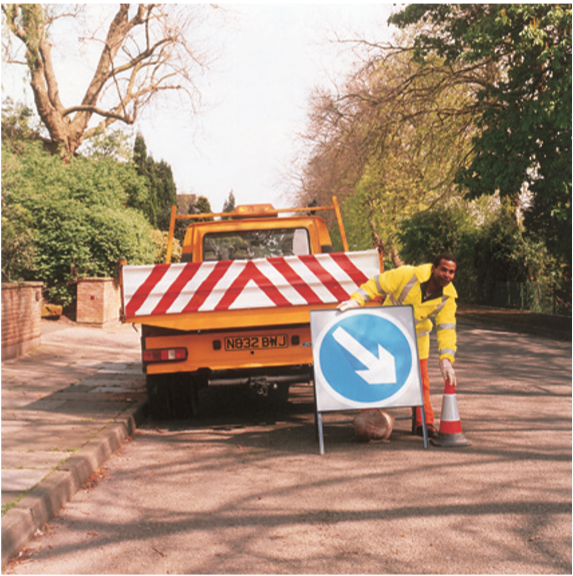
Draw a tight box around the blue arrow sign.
[317,313,413,403]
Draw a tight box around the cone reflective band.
[431,379,471,447]
[438,381,462,434]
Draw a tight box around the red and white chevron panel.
[122,250,379,319]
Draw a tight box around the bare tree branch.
[2,3,219,157]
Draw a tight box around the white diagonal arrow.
[332,326,396,385]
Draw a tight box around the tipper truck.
[119,197,380,419]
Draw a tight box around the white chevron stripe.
[199,261,244,312]
[258,260,307,305]
[287,258,335,302]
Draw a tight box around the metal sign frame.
[310,306,428,453]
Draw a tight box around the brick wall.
[76,277,121,325]
[2,282,43,360]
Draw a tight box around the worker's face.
[432,259,456,287]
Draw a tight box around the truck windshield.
[203,228,310,261]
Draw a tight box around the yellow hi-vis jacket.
[350,263,457,363]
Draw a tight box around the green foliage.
[472,203,556,305]
[80,127,134,162]
[342,192,376,253]
[132,133,178,230]
[195,195,212,214]
[389,4,572,276]
[396,203,478,298]
[150,230,182,264]
[1,98,45,150]
[222,190,236,219]
[1,200,37,283]
[194,195,213,221]
[396,205,474,265]
[153,161,178,227]
[397,199,558,306]
[2,139,156,306]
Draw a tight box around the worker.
[337,253,458,439]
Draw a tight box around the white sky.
[2,3,397,211]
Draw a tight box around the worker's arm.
[338,268,403,311]
[435,295,457,385]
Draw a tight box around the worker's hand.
[439,358,456,387]
[337,299,361,312]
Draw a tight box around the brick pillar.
[1,282,44,360]
[76,278,121,326]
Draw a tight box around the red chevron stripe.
[182,260,233,313]
[152,262,201,315]
[299,255,349,301]
[215,260,292,310]
[124,264,170,318]
[330,252,370,286]
[268,257,322,304]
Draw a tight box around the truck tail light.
[142,348,187,363]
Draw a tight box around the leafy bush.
[1,201,37,283]
[472,204,557,305]
[2,140,156,306]
[397,200,558,306]
[396,203,478,300]
[150,230,182,264]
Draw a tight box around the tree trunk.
[369,219,385,273]
[391,244,404,268]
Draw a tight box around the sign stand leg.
[420,404,428,449]
[312,381,320,441]
[317,412,325,455]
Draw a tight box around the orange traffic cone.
[430,379,471,447]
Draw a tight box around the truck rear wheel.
[146,373,200,420]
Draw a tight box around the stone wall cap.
[77,277,115,283]
[2,282,44,290]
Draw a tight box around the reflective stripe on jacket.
[351,263,457,362]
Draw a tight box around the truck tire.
[146,373,200,420]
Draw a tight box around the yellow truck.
[120,197,380,419]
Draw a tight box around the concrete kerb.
[1,401,146,568]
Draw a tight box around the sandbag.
[353,409,395,443]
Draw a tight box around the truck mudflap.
[120,250,379,330]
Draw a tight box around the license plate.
[225,334,289,351]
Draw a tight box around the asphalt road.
[4,320,571,574]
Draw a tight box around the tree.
[2,4,218,158]
[154,160,178,229]
[194,195,213,221]
[132,133,177,229]
[294,30,485,259]
[389,4,572,271]
[222,190,236,213]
